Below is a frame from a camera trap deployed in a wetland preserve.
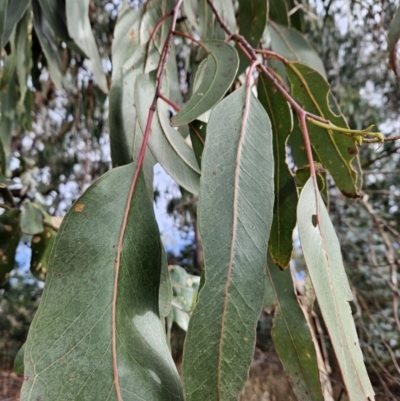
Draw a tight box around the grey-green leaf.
[189,120,206,168]
[20,202,44,235]
[264,257,323,401]
[135,72,200,195]
[66,0,108,93]
[21,164,183,401]
[298,179,375,400]
[171,41,239,126]
[14,343,25,374]
[267,22,327,78]
[2,0,31,47]
[388,6,400,75]
[182,86,274,400]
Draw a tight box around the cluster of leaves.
[1,0,400,400]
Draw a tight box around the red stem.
[112,1,183,399]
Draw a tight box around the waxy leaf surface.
[135,73,200,195]
[264,257,323,401]
[258,75,297,268]
[298,179,375,401]
[21,164,183,401]
[286,62,359,197]
[268,22,326,78]
[182,86,274,401]
[171,41,239,126]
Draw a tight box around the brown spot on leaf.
[33,236,41,244]
[129,29,135,40]
[75,204,85,212]
[347,147,357,155]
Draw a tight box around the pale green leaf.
[66,0,109,93]
[20,203,43,235]
[182,0,199,31]
[268,22,327,78]
[264,257,323,401]
[135,72,200,195]
[159,247,173,318]
[182,86,274,400]
[171,41,239,126]
[298,179,375,400]
[258,75,297,269]
[21,164,184,401]
[286,62,359,198]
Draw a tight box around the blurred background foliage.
[0,0,399,399]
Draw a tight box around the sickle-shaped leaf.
[286,62,359,198]
[298,179,375,401]
[182,86,274,401]
[258,75,297,269]
[268,22,327,78]
[264,257,323,401]
[171,41,239,126]
[21,164,184,401]
[66,0,108,93]
[135,72,200,195]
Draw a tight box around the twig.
[159,92,180,111]
[112,2,183,400]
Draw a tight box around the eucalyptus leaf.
[135,72,200,195]
[66,0,109,93]
[388,6,400,75]
[20,202,44,235]
[30,226,56,281]
[189,120,206,168]
[182,86,274,400]
[258,75,297,269]
[286,62,359,198]
[264,257,323,401]
[21,164,184,401]
[171,40,239,126]
[298,179,375,400]
[2,0,31,47]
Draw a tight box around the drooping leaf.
[0,77,17,157]
[30,225,56,281]
[182,0,199,32]
[197,0,231,40]
[14,343,25,374]
[20,202,44,235]
[32,0,63,89]
[158,100,200,175]
[189,120,206,168]
[66,0,109,93]
[37,0,85,56]
[171,41,239,126]
[182,86,274,400]
[297,179,375,400]
[388,6,400,75]
[15,9,32,105]
[268,0,290,26]
[237,0,267,74]
[0,208,20,282]
[21,164,184,401]
[286,62,359,198]
[258,75,297,269]
[264,256,323,401]
[268,22,327,78]
[135,72,200,195]
[0,1,7,50]
[169,265,200,332]
[0,29,17,91]
[2,0,31,47]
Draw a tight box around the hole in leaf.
[311,215,318,227]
